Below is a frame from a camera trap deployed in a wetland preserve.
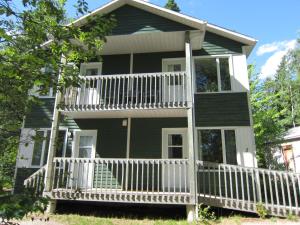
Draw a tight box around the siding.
[130,118,187,158]
[72,119,127,158]
[195,32,243,55]
[14,168,38,193]
[24,98,55,128]
[108,5,194,35]
[194,93,250,127]
[102,54,130,74]
[133,51,185,73]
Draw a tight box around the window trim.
[80,62,103,76]
[193,55,234,93]
[30,128,68,168]
[196,127,237,164]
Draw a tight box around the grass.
[52,214,193,225]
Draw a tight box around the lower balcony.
[60,72,188,117]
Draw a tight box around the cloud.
[258,40,297,79]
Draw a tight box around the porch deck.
[25,158,300,217]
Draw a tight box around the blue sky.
[66,0,299,78]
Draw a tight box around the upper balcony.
[59,71,189,118]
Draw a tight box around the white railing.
[51,157,191,204]
[196,161,300,217]
[61,72,188,111]
[24,166,46,196]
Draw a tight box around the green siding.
[108,5,194,35]
[133,51,185,73]
[194,93,250,127]
[130,118,187,158]
[24,98,55,128]
[14,168,38,193]
[102,54,130,75]
[195,32,243,55]
[72,119,127,158]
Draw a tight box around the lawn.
[17,213,300,225]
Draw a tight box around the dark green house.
[16,0,298,221]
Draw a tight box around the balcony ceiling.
[101,30,204,55]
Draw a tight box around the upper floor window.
[197,128,237,165]
[195,57,232,92]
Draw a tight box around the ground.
[8,202,300,225]
[14,214,300,225]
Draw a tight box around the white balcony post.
[185,31,197,221]
[44,56,66,194]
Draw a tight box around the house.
[280,127,300,172]
[14,0,300,221]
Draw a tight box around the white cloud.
[258,39,297,79]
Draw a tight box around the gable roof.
[68,0,257,51]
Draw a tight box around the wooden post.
[44,56,66,198]
[185,31,197,221]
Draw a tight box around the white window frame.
[30,128,50,168]
[193,55,234,93]
[196,127,237,164]
[80,62,102,76]
[162,58,186,73]
[30,128,68,168]
[72,129,97,158]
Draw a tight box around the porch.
[25,158,300,217]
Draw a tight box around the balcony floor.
[61,107,188,119]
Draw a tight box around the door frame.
[161,128,188,159]
[72,129,97,158]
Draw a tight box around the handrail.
[24,165,46,195]
[61,71,188,111]
[196,160,300,217]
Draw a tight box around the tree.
[249,64,285,169]
[0,0,116,190]
[164,0,180,12]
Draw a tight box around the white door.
[73,130,97,189]
[162,128,188,192]
[162,59,186,104]
[79,63,102,106]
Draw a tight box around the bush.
[256,203,268,219]
[198,204,216,224]
[0,188,49,224]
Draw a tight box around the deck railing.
[50,157,191,204]
[196,161,300,217]
[61,72,188,111]
[23,166,46,196]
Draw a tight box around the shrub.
[256,203,268,219]
[198,204,216,224]
[0,188,49,224]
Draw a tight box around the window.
[80,62,102,76]
[167,134,183,159]
[195,57,232,92]
[31,129,67,167]
[74,130,97,158]
[197,128,237,164]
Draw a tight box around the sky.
[65,0,300,79]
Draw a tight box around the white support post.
[44,56,66,199]
[185,31,197,222]
[186,204,197,223]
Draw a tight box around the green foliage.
[0,0,115,188]
[249,39,300,169]
[197,204,216,224]
[0,189,49,223]
[164,0,180,12]
[256,203,268,219]
[287,213,299,221]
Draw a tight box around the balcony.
[60,72,188,117]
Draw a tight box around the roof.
[68,0,257,53]
[284,127,300,141]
